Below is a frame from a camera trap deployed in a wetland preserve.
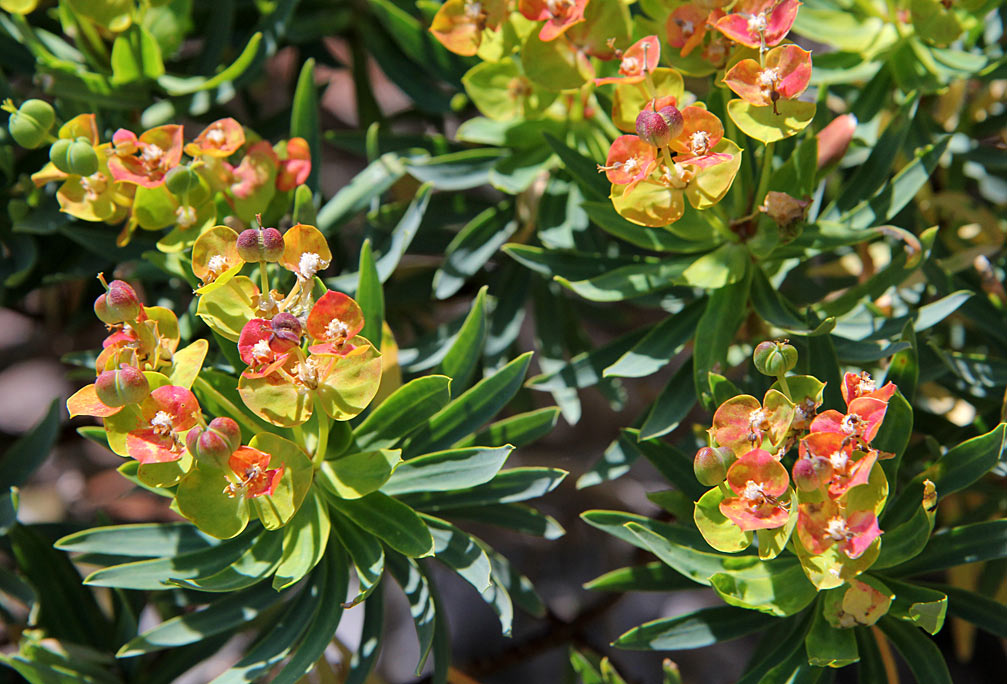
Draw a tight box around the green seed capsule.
[7,99,55,149]
[165,165,198,196]
[51,137,99,177]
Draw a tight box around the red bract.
[711,391,794,457]
[519,0,588,41]
[841,371,896,406]
[666,5,710,57]
[225,446,283,498]
[719,448,791,531]
[797,499,881,559]
[237,317,301,377]
[668,107,732,168]
[594,36,660,86]
[715,0,801,48]
[800,432,877,499]
[306,291,366,354]
[598,135,657,189]
[816,114,857,169]
[723,45,812,111]
[276,137,311,191]
[810,396,888,447]
[126,385,200,464]
[229,141,278,200]
[108,125,184,187]
[184,118,245,158]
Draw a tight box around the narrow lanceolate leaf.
[327,491,433,558]
[399,467,566,512]
[422,515,493,593]
[83,532,256,590]
[344,586,384,684]
[381,446,513,496]
[556,259,693,302]
[453,407,560,449]
[885,423,1006,527]
[404,352,533,457]
[577,432,642,489]
[879,617,953,684]
[604,300,703,378]
[614,606,776,650]
[357,239,384,351]
[386,552,437,675]
[316,153,406,234]
[693,269,750,411]
[0,399,59,489]
[631,430,706,500]
[439,286,488,395]
[542,133,609,200]
[527,327,649,391]
[290,57,320,193]
[433,203,517,300]
[640,358,696,440]
[272,490,330,590]
[329,510,384,604]
[55,522,214,557]
[885,577,947,635]
[583,562,697,593]
[447,503,566,539]
[172,530,284,592]
[579,510,708,555]
[805,600,859,667]
[923,583,1007,638]
[352,375,452,450]
[890,519,1007,577]
[750,267,834,335]
[117,583,285,657]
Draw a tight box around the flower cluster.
[693,341,897,590]
[9,104,309,245]
[67,220,382,539]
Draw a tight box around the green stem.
[312,396,329,466]
[259,262,270,300]
[777,373,792,400]
[192,376,262,436]
[753,140,775,212]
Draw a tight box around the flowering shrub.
[2,0,1006,682]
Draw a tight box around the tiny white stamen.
[681,20,695,35]
[747,12,768,34]
[175,205,197,228]
[206,128,226,146]
[841,413,860,435]
[150,410,173,431]
[142,144,164,164]
[207,254,228,275]
[829,450,849,472]
[251,339,272,362]
[622,157,640,174]
[825,517,849,541]
[743,480,764,500]
[758,68,779,87]
[858,373,876,394]
[325,318,350,341]
[620,56,639,73]
[663,162,692,189]
[689,130,711,155]
[749,408,767,427]
[298,252,325,279]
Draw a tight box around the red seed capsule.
[94,365,149,407]
[94,280,142,324]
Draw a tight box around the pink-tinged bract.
[723,45,812,108]
[715,0,801,48]
[185,118,245,158]
[276,137,311,191]
[797,499,882,559]
[227,446,284,498]
[666,5,709,57]
[810,396,888,446]
[519,0,588,41]
[126,385,200,464]
[237,318,297,377]
[719,448,791,531]
[594,36,660,85]
[669,107,730,167]
[841,371,897,406]
[816,114,857,169]
[602,135,657,189]
[107,125,184,188]
[306,291,366,354]
[712,394,762,455]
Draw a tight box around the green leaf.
[405,149,504,190]
[527,327,649,391]
[542,133,608,200]
[172,530,284,592]
[454,407,560,449]
[805,599,859,667]
[290,57,320,193]
[875,390,914,490]
[353,375,452,450]
[751,267,834,335]
[270,551,349,684]
[694,269,750,410]
[386,552,437,675]
[890,519,1007,577]
[357,239,384,351]
[272,490,331,590]
[329,510,384,605]
[82,532,255,590]
[0,399,59,489]
[446,503,565,539]
[504,243,639,281]
[604,300,703,378]
[640,358,696,440]
[556,259,693,302]
[680,244,750,290]
[583,561,696,593]
[614,605,776,650]
[579,510,707,557]
[923,583,1007,639]
[318,449,402,500]
[874,483,936,570]
[368,0,467,83]
[117,583,284,657]
[576,432,642,489]
[316,153,407,234]
[344,586,383,684]
[632,432,706,500]
[404,352,533,456]
[885,577,947,634]
[422,514,493,593]
[879,616,952,684]
[399,467,566,511]
[439,285,488,394]
[737,613,812,684]
[433,203,517,300]
[885,423,1006,527]
[582,201,721,253]
[382,446,512,496]
[327,491,433,558]
[110,24,165,83]
[158,32,263,95]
